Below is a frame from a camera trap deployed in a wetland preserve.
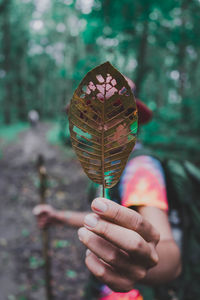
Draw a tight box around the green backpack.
[156,158,200,300]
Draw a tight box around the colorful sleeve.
[119,155,168,211]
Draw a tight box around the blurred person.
[33,78,181,300]
[28,110,39,128]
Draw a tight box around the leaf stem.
[102,185,105,198]
[101,78,106,196]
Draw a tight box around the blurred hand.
[78,198,160,292]
[33,204,57,229]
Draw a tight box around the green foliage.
[66,269,77,279]
[0,0,199,164]
[46,122,63,145]
[18,296,27,300]
[29,256,44,269]
[8,296,16,300]
[0,122,29,141]
[47,119,71,145]
[21,229,30,238]
[53,239,70,248]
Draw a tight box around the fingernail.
[86,249,91,256]
[92,198,107,213]
[78,227,87,242]
[152,252,159,264]
[84,214,99,228]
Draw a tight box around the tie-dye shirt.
[119,155,168,211]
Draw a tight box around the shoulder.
[120,155,168,211]
[123,155,165,180]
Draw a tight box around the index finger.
[91,198,159,244]
[33,205,49,216]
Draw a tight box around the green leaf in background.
[18,297,27,300]
[29,256,44,269]
[21,229,30,237]
[53,239,70,249]
[66,269,77,279]
[8,295,16,300]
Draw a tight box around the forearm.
[142,239,182,285]
[54,210,89,228]
[137,206,182,284]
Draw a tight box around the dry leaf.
[68,62,138,190]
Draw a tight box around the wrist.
[54,210,71,225]
[51,209,62,223]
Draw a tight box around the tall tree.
[2,0,12,124]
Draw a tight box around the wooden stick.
[37,155,53,300]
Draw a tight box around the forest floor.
[0,122,90,300]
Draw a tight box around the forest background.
[0,1,200,299]
[0,0,200,161]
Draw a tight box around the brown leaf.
[68,62,138,189]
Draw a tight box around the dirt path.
[0,123,90,300]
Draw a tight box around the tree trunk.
[134,17,149,97]
[0,0,7,14]
[2,0,12,124]
[177,0,190,121]
[17,75,27,121]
